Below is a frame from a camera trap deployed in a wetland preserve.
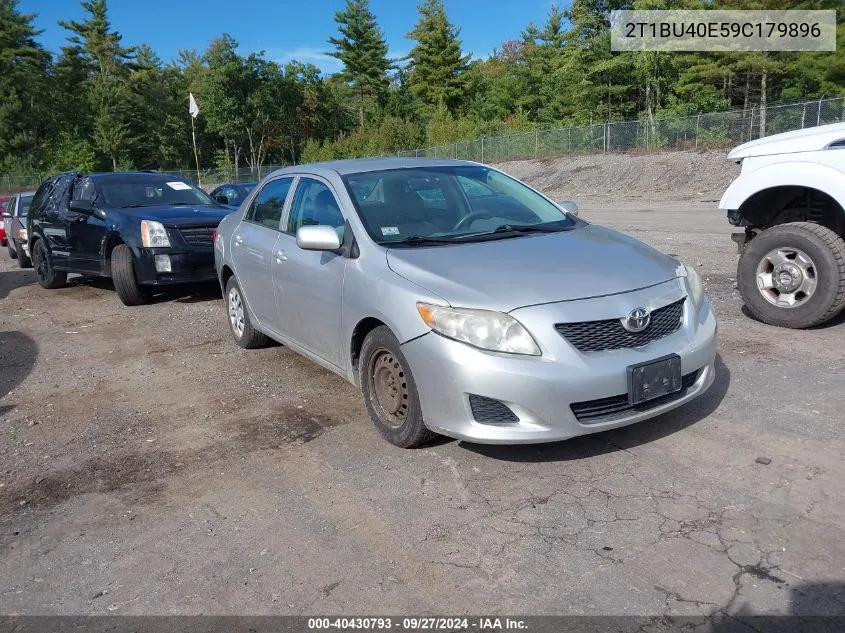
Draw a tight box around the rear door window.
[245,177,294,230]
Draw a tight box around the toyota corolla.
[214,158,717,447]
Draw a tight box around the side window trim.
[282,174,345,236]
[243,175,297,231]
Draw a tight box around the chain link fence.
[3,96,844,192]
[397,96,845,162]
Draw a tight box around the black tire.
[111,244,148,306]
[359,326,436,448]
[16,241,31,268]
[32,239,67,289]
[8,239,17,259]
[225,276,268,349]
[738,222,845,329]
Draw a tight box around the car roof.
[267,157,477,179]
[87,172,192,183]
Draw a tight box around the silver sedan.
[214,158,717,447]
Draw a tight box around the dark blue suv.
[27,171,231,305]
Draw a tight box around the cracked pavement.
[1,201,844,617]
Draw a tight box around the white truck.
[720,122,845,328]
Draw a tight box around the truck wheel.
[359,326,436,448]
[738,222,845,328]
[112,244,148,306]
[32,240,67,289]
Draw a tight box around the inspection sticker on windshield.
[167,181,192,190]
[380,226,400,236]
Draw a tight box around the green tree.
[0,0,50,170]
[328,0,391,126]
[406,0,470,114]
[60,0,135,170]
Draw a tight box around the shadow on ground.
[460,354,730,463]
[66,276,221,305]
[0,330,38,417]
[0,269,36,300]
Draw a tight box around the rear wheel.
[738,222,845,328]
[16,241,31,268]
[32,240,67,289]
[225,277,268,349]
[359,326,435,448]
[111,244,148,306]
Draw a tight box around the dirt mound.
[497,150,740,203]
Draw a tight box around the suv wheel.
[738,222,845,328]
[359,326,436,448]
[225,277,268,348]
[32,240,67,289]
[111,244,149,306]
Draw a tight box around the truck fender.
[719,161,845,212]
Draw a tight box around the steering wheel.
[453,210,495,231]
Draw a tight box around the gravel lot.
[1,180,845,617]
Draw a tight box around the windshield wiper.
[119,204,152,208]
[454,224,568,240]
[386,235,459,246]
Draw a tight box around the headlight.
[17,228,27,241]
[683,264,705,308]
[417,303,541,356]
[141,220,170,247]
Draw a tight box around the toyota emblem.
[622,307,651,333]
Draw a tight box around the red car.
[0,195,10,245]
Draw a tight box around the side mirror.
[1,212,11,219]
[70,199,107,220]
[556,200,579,217]
[213,194,229,205]
[296,225,341,251]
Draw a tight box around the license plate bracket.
[627,354,682,405]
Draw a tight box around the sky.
[19,0,558,73]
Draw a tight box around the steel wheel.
[755,247,817,308]
[367,348,409,429]
[228,285,245,339]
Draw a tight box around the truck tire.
[737,222,845,328]
[32,239,67,289]
[112,244,148,306]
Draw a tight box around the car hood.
[385,225,682,312]
[113,205,230,226]
[728,121,845,160]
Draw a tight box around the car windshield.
[342,165,575,246]
[19,195,33,216]
[98,179,213,209]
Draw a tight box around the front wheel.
[8,239,17,259]
[737,222,845,328]
[111,244,148,306]
[225,277,268,349]
[32,240,67,289]
[16,241,32,268]
[359,326,435,448]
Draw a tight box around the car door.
[39,174,75,268]
[273,176,347,368]
[230,176,295,328]
[66,177,107,273]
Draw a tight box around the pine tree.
[406,0,470,114]
[60,0,135,170]
[327,0,391,126]
[0,0,50,169]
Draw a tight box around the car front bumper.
[400,282,717,444]
[132,246,217,285]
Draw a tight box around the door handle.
[275,250,287,263]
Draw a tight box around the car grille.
[178,225,216,246]
[570,370,700,424]
[555,298,685,353]
[468,395,519,424]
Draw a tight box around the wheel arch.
[102,234,126,277]
[350,317,388,385]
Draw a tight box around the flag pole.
[190,115,201,186]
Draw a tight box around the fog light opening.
[154,254,172,273]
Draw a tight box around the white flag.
[189,93,200,118]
